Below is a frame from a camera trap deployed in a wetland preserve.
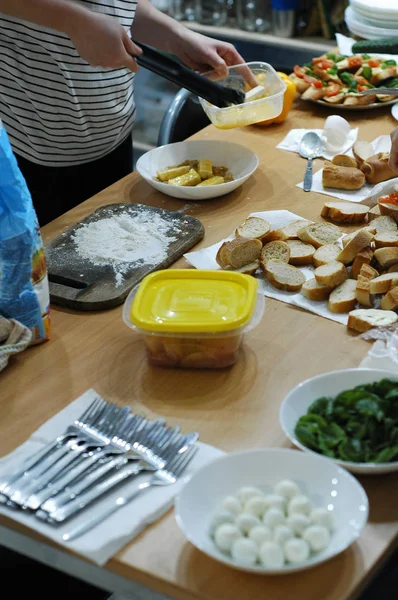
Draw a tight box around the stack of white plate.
[346,0,398,40]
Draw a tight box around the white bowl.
[136,140,258,201]
[280,368,398,475]
[175,448,368,575]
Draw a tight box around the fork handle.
[303,158,313,192]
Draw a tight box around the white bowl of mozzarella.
[175,448,368,574]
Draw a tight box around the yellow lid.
[131,270,258,333]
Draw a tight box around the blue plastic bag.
[0,121,50,344]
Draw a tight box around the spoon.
[299,132,324,192]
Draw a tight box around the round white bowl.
[136,140,259,201]
[280,368,398,475]
[175,448,368,575]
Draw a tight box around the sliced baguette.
[336,229,374,265]
[320,201,368,224]
[356,278,372,307]
[225,260,260,276]
[347,308,398,333]
[260,241,290,270]
[387,264,398,273]
[370,215,398,233]
[261,229,288,243]
[353,141,373,168]
[216,238,262,269]
[374,231,398,248]
[280,219,312,240]
[301,278,332,301]
[286,240,315,266]
[265,260,306,292]
[381,286,398,310]
[359,263,379,280]
[341,227,375,248]
[369,272,398,294]
[350,248,374,279]
[236,217,270,243]
[374,246,398,268]
[331,155,358,168]
[377,201,398,223]
[368,205,381,222]
[313,244,341,267]
[314,260,348,288]
[298,222,341,248]
[328,279,357,313]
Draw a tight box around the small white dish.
[391,102,398,121]
[136,140,258,201]
[175,448,368,574]
[280,368,398,475]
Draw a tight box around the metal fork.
[358,87,398,96]
[62,444,199,541]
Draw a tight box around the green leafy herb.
[326,52,336,61]
[382,59,397,69]
[327,65,338,76]
[362,54,371,59]
[384,78,398,89]
[335,55,347,63]
[339,71,358,92]
[362,66,372,82]
[294,378,398,464]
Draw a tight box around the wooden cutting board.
[45,203,205,311]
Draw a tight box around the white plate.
[280,368,398,475]
[175,448,368,575]
[391,102,398,120]
[136,140,258,201]
[307,98,398,111]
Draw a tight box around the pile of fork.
[0,396,198,540]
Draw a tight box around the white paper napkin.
[0,389,223,565]
[184,210,348,326]
[359,339,398,371]
[277,128,358,161]
[336,33,398,62]
[296,135,392,202]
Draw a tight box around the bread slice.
[374,231,398,248]
[350,248,374,279]
[265,260,306,292]
[298,223,342,248]
[286,240,315,266]
[368,205,381,222]
[315,261,348,288]
[347,308,398,332]
[280,219,312,240]
[260,241,290,270]
[381,286,398,310]
[378,199,398,223]
[236,217,270,243]
[374,246,398,268]
[261,229,288,243]
[216,238,262,269]
[371,215,398,233]
[313,244,341,267]
[387,264,398,273]
[225,260,260,276]
[331,155,358,169]
[369,272,398,294]
[356,278,372,307]
[301,278,332,301]
[341,227,375,248]
[336,229,374,265]
[359,263,379,280]
[328,279,357,313]
[320,201,369,224]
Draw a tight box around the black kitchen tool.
[133,41,245,108]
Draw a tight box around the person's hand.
[390,127,398,174]
[67,11,142,71]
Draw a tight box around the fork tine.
[170,445,198,478]
[76,396,104,426]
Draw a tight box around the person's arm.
[0,0,141,70]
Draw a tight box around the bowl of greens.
[280,369,398,475]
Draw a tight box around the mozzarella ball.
[284,538,310,564]
[259,541,285,569]
[231,538,259,566]
[310,508,335,532]
[236,486,264,505]
[209,511,235,536]
[288,494,312,517]
[263,508,285,529]
[264,493,286,513]
[221,495,242,517]
[286,514,311,536]
[214,524,242,553]
[303,525,330,552]
[273,524,294,546]
[244,496,268,518]
[249,525,273,547]
[236,513,261,535]
[274,479,300,500]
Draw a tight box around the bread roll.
[331,155,358,169]
[322,161,365,190]
[361,152,395,184]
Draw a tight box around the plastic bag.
[0,121,51,344]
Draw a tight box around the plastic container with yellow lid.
[122,269,265,369]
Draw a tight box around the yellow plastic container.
[123,270,265,369]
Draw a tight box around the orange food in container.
[123,269,265,369]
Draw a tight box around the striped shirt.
[0,1,137,166]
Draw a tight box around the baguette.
[374,231,398,248]
[368,205,381,222]
[225,261,260,276]
[369,272,398,294]
[265,260,306,292]
[320,201,368,224]
[313,244,341,267]
[353,140,373,169]
[216,238,262,269]
[236,216,271,244]
[260,241,290,271]
[350,248,374,279]
[286,240,315,266]
[280,219,312,240]
[381,286,398,311]
[347,309,398,333]
[301,278,332,301]
[387,264,398,273]
[298,222,341,248]
[322,161,365,190]
[315,260,348,288]
[361,152,395,184]
[331,155,358,169]
[328,279,357,313]
[261,229,288,243]
[359,263,379,280]
[370,215,398,233]
[356,278,372,308]
[374,246,398,268]
[336,229,374,265]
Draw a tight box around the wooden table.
[1,102,397,600]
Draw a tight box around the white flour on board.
[72,211,178,285]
